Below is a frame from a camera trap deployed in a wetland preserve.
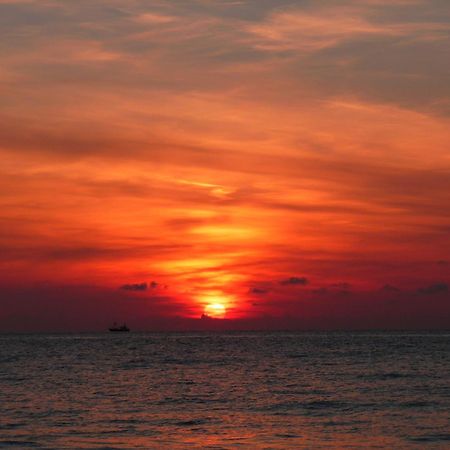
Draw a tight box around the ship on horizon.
[109,323,130,332]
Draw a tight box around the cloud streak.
[120,282,148,291]
[246,4,449,53]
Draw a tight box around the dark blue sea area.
[0,332,449,448]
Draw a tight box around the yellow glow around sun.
[204,302,226,319]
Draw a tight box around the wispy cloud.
[246,4,449,53]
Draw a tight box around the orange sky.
[0,0,449,330]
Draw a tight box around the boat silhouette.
[109,323,130,332]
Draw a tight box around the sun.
[204,302,226,319]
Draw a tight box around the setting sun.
[204,303,226,319]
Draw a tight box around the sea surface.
[0,332,449,449]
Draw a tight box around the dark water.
[0,332,449,449]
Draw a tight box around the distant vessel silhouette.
[109,323,130,332]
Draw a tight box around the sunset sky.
[1,0,449,331]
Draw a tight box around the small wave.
[107,418,144,425]
[0,441,41,448]
[323,419,370,428]
[274,433,301,438]
[174,418,213,427]
[117,358,152,369]
[400,401,432,408]
[1,422,27,429]
[176,380,196,385]
[305,400,349,410]
[0,376,27,383]
[262,399,351,416]
[157,396,229,406]
[94,447,122,450]
[409,434,450,442]
[358,372,415,380]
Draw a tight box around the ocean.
[0,332,449,449]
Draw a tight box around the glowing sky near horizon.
[0,0,449,330]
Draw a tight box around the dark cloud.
[280,277,308,286]
[381,284,401,292]
[249,287,269,295]
[437,260,449,266]
[336,289,352,297]
[200,313,214,320]
[330,282,351,289]
[120,282,148,291]
[150,281,159,289]
[417,283,448,295]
